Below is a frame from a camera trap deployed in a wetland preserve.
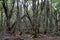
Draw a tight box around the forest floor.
[0,33,60,40]
[24,36,60,40]
[24,34,60,40]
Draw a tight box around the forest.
[0,0,60,40]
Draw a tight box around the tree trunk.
[49,0,53,34]
[2,0,15,34]
[15,0,21,34]
[55,9,58,32]
[44,0,49,34]
[32,0,39,38]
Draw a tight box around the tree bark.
[15,0,21,34]
[32,0,39,38]
[44,0,50,34]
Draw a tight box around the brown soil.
[1,34,60,40]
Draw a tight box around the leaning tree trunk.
[2,0,10,33]
[2,0,15,34]
[23,0,33,34]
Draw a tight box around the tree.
[32,0,39,38]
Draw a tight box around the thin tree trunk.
[32,0,39,38]
[15,0,21,34]
[49,0,53,34]
[55,9,59,32]
[44,0,49,34]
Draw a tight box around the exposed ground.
[0,34,60,40]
